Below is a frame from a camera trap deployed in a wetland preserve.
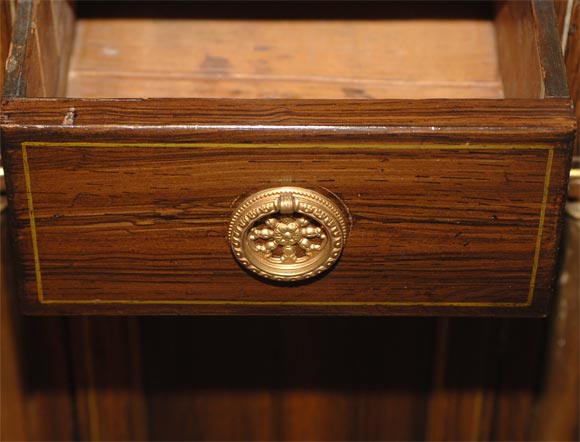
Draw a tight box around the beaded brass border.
[228,187,348,281]
[21,142,554,308]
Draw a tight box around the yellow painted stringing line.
[22,144,44,302]
[21,142,552,307]
[527,147,554,304]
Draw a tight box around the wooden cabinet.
[1,0,575,315]
[1,1,578,440]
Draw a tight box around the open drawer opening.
[8,0,553,100]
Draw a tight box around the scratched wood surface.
[2,0,74,97]
[0,0,14,90]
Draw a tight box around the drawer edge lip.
[0,99,576,148]
[1,97,576,135]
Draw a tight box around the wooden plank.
[2,0,75,97]
[142,317,283,441]
[66,5,503,99]
[0,0,15,89]
[563,0,579,160]
[346,318,435,440]
[553,0,571,33]
[425,319,498,441]
[532,0,570,98]
[0,99,574,316]
[6,145,558,304]
[489,319,546,441]
[142,317,435,441]
[0,205,27,441]
[2,0,34,97]
[495,0,569,99]
[68,317,148,441]
[51,0,76,96]
[494,1,545,98]
[1,98,575,139]
[33,0,58,96]
[275,318,433,440]
[16,316,76,440]
[531,215,580,441]
[0,143,565,315]
[67,75,503,100]
[0,232,76,442]
[1,4,75,439]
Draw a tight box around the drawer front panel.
[8,141,557,314]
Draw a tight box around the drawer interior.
[67,1,503,99]
[10,1,550,100]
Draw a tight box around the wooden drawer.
[1,0,575,315]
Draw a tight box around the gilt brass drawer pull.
[228,187,348,282]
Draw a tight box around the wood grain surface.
[0,0,575,316]
[2,0,74,97]
[68,317,148,441]
[494,0,544,98]
[560,0,580,167]
[426,319,498,440]
[531,0,571,98]
[531,216,580,440]
[0,202,27,441]
[495,0,568,99]
[0,0,15,90]
[1,98,575,141]
[2,142,561,308]
[1,1,578,440]
[66,2,502,99]
[142,316,436,441]
[0,209,76,440]
[1,98,574,316]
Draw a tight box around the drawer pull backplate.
[228,187,348,282]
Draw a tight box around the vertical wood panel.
[0,0,15,89]
[352,325,435,442]
[68,317,148,441]
[426,319,499,441]
[563,0,579,159]
[19,318,76,440]
[2,2,75,439]
[2,0,75,97]
[532,215,580,441]
[142,317,283,441]
[276,319,358,441]
[553,0,570,33]
[1,214,75,441]
[142,317,435,441]
[494,0,544,98]
[0,205,28,441]
[489,319,547,441]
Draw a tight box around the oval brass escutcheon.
[227,187,349,282]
